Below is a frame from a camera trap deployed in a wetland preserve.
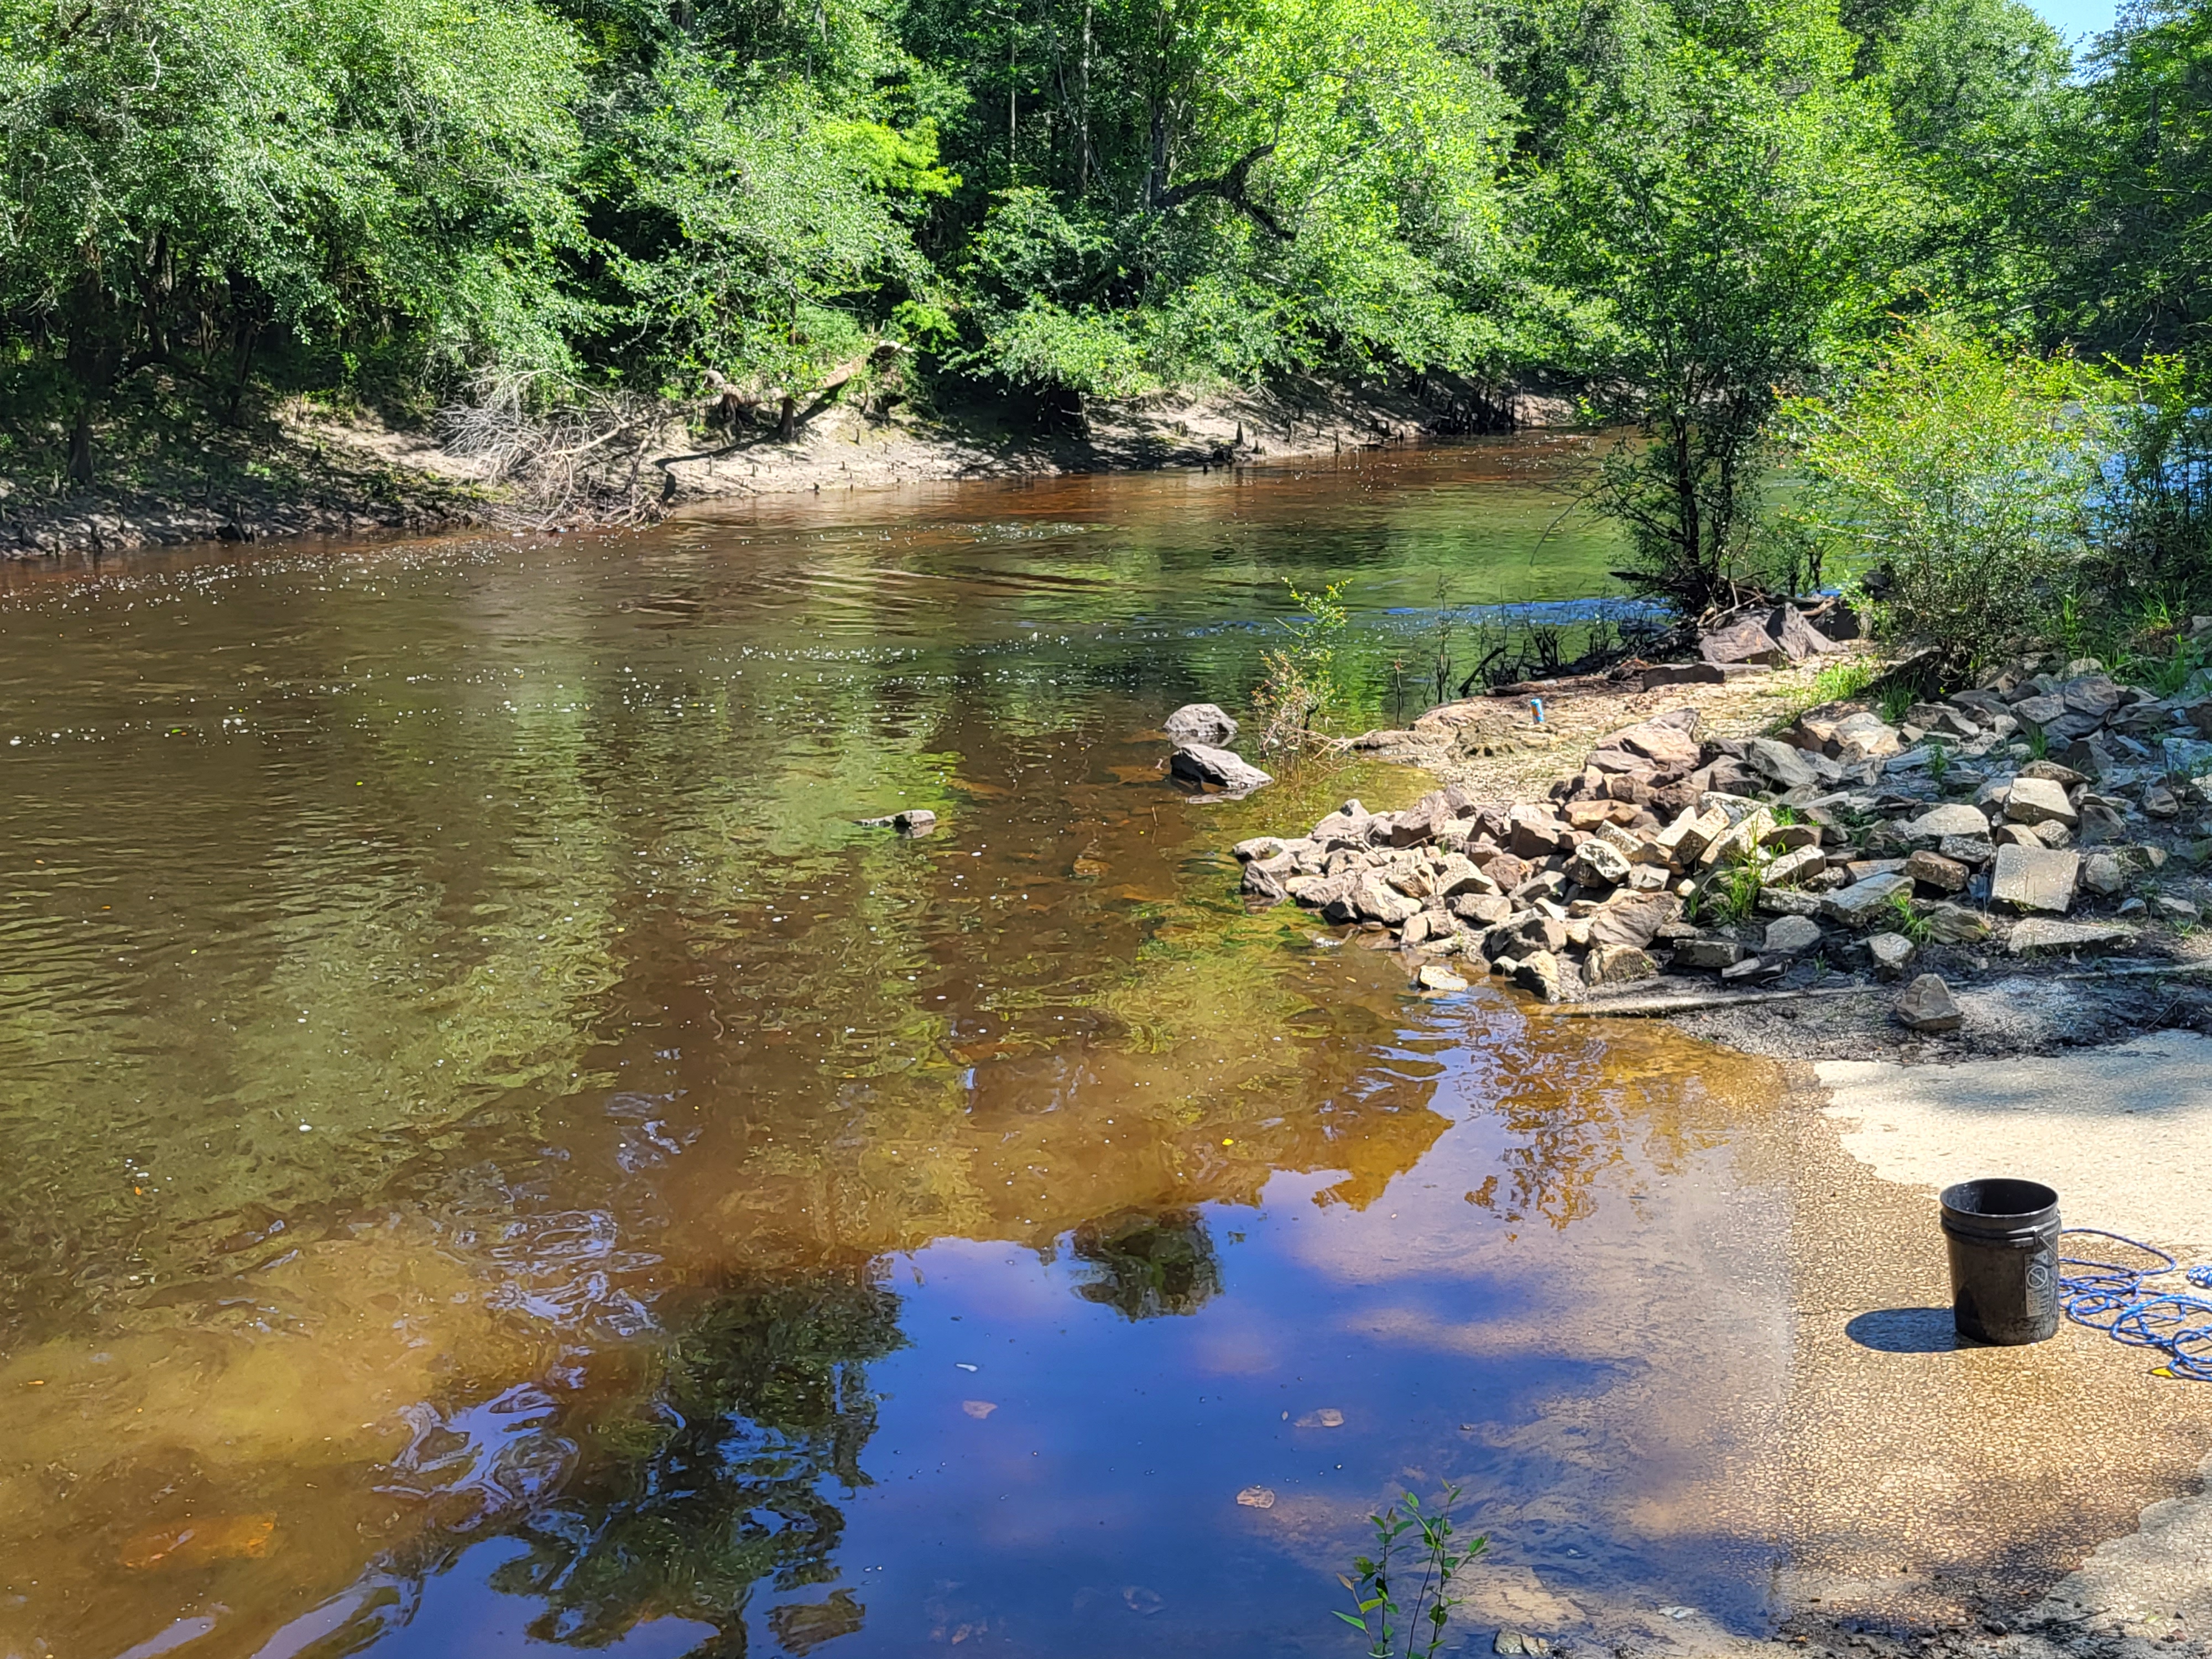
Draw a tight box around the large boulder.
[1822,871,1914,927]
[1164,703,1238,745]
[1700,617,1788,666]
[1171,743,1273,794]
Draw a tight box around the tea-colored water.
[0,443,1799,1659]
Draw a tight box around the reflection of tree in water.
[477,1268,903,1653]
[1071,1209,1222,1319]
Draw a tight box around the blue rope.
[2060,1229,2212,1382]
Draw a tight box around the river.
[3,441,1814,1658]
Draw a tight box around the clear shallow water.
[0,442,1798,1659]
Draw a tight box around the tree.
[0,0,588,481]
[1778,322,2112,664]
[1535,0,1906,614]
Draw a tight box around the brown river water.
[0,442,2089,1659]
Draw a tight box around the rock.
[2008,917,2138,954]
[1904,803,1997,840]
[1762,846,1828,887]
[1583,942,1660,985]
[1757,886,1825,916]
[2080,852,2127,896]
[1700,616,1788,665]
[1764,602,1846,661]
[2158,895,2202,924]
[1434,855,1499,898]
[2011,693,2068,737]
[1652,806,1726,869]
[1353,875,1422,927]
[1866,931,1918,977]
[1698,807,1778,868]
[1764,914,1824,954]
[1830,711,1905,762]
[1451,893,1512,925]
[1171,743,1273,794]
[1506,807,1574,859]
[1720,956,1768,981]
[1938,833,1996,867]
[1512,950,1583,1003]
[1232,836,1287,861]
[1312,800,1374,848]
[2030,818,2075,849]
[1744,737,1830,791]
[1763,823,1822,852]
[859,807,940,834]
[1586,894,1679,950]
[2004,775,2078,829]
[1240,860,1289,902]
[1903,849,1971,893]
[2144,785,2182,820]
[1672,937,1748,969]
[1401,911,1433,946]
[1164,703,1238,746]
[1822,872,1914,927]
[1641,662,1728,690]
[1565,838,1632,888]
[1595,709,1703,769]
[1895,973,1964,1032]
[1992,823,2042,848]
[1990,843,2079,914]
[1923,902,1992,944]
[1416,963,1469,993]
[1480,853,1534,893]
[2060,674,2128,721]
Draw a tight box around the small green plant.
[1255,578,1354,753]
[1806,655,1877,706]
[1879,681,1916,724]
[1887,890,1933,943]
[1925,740,1950,782]
[1335,1485,1483,1659]
[2025,723,2051,760]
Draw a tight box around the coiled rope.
[2059,1229,2212,1381]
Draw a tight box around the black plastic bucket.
[1939,1178,2061,1345]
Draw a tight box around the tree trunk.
[779,394,797,442]
[68,398,95,487]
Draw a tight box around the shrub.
[1778,324,2115,666]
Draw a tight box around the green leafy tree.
[1537,0,1906,614]
[0,0,588,480]
[1777,321,2113,664]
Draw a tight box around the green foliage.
[1887,890,1933,943]
[1778,322,2114,665]
[0,0,591,477]
[1254,578,1355,752]
[1542,0,1907,614]
[1335,1484,1483,1659]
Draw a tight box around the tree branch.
[1149,143,1290,240]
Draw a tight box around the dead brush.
[437,371,667,528]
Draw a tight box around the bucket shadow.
[1845,1307,1983,1354]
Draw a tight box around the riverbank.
[1208,650,2212,1659]
[1219,639,2212,1065]
[0,374,1579,557]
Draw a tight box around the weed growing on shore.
[1807,655,1877,707]
[1925,741,1950,782]
[1887,891,1933,944]
[1879,680,1917,724]
[1335,1484,1483,1659]
[1256,579,1354,754]
[2025,724,2051,760]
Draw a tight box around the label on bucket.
[2027,1249,2057,1315]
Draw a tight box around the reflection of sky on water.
[0,442,1807,1658]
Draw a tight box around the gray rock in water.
[1163,702,1239,745]
[1990,843,2079,914]
[1170,743,1274,795]
[1415,962,1469,993]
[1895,973,1963,1031]
[857,807,939,836]
[1512,950,1583,1003]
